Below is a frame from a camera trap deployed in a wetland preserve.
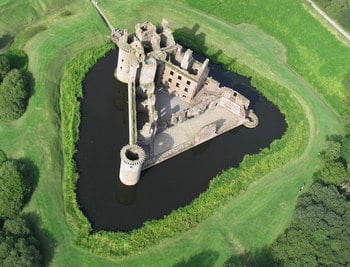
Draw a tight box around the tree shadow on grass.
[0,33,13,50]
[24,70,36,98]
[23,212,57,267]
[16,158,39,204]
[224,247,275,267]
[5,49,28,70]
[173,250,220,267]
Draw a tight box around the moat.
[76,49,287,231]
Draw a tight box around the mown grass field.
[0,0,348,266]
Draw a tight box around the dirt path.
[306,0,350,42]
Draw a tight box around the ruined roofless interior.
[111,19,258,185]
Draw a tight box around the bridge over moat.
[91,1,258,185]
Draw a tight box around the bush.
[0,216,41,267]
[0,161,26,218]
[0,55,10,81]
[0,150,7,164]
[319,161,348,185]
[0,150,41,265]
[4,49,28,71]
[0,69,28,121]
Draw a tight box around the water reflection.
[116,179,137,205]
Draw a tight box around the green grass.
[0,0,348,266]
[312,0,350,33]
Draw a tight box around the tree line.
[0,150,41,266]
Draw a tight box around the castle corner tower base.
[119,144,145,186]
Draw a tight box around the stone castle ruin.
[109,19,258,185]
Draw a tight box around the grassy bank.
[0,0,347,265]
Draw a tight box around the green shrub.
[0,55,10,81]
[0,69,28,121]
[319,161,348,185]
[0,216,41,267]
[4,49,28,71]
[0,161,26,218]
[0,150,7,164]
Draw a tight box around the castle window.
[120,66,123,70]
[176,83,180,88]
[184,87,188,92]
[182,95,186,98]
[168,78,172,83]
[186,80,191,85]
[121,59,124,62]
[178,75,182,80]
[170,70,174,76]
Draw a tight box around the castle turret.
[115,30,132,83]
[119,144,145,186]
[139,57,157,87]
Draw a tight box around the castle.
[110,19,258,186]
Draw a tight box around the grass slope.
[0,0,347,266]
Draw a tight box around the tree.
[0,161,26,218]
[271,182,350,266]
[0,217,41,267]
[0,69,28,121]
[0,150,7,164]
[319,161,348,185]
[0,55,10,81]
[341,136,350,167]
[321,140,341,162]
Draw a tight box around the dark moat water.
[76,49,287,232]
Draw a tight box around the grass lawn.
[0,0,348,266]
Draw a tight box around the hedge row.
[60,36,309,257]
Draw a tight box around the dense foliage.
[0,160,27,218]
[271,181,350,266]
[0,217,41,267]
[314,0,350,31]
[0,150,41,266]
[0,53,29,121]
[61,36,309,256]
[0,55,10,81]
[270,96,350,266]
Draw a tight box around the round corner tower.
[115,44,132,83]
[119,144,145,186]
